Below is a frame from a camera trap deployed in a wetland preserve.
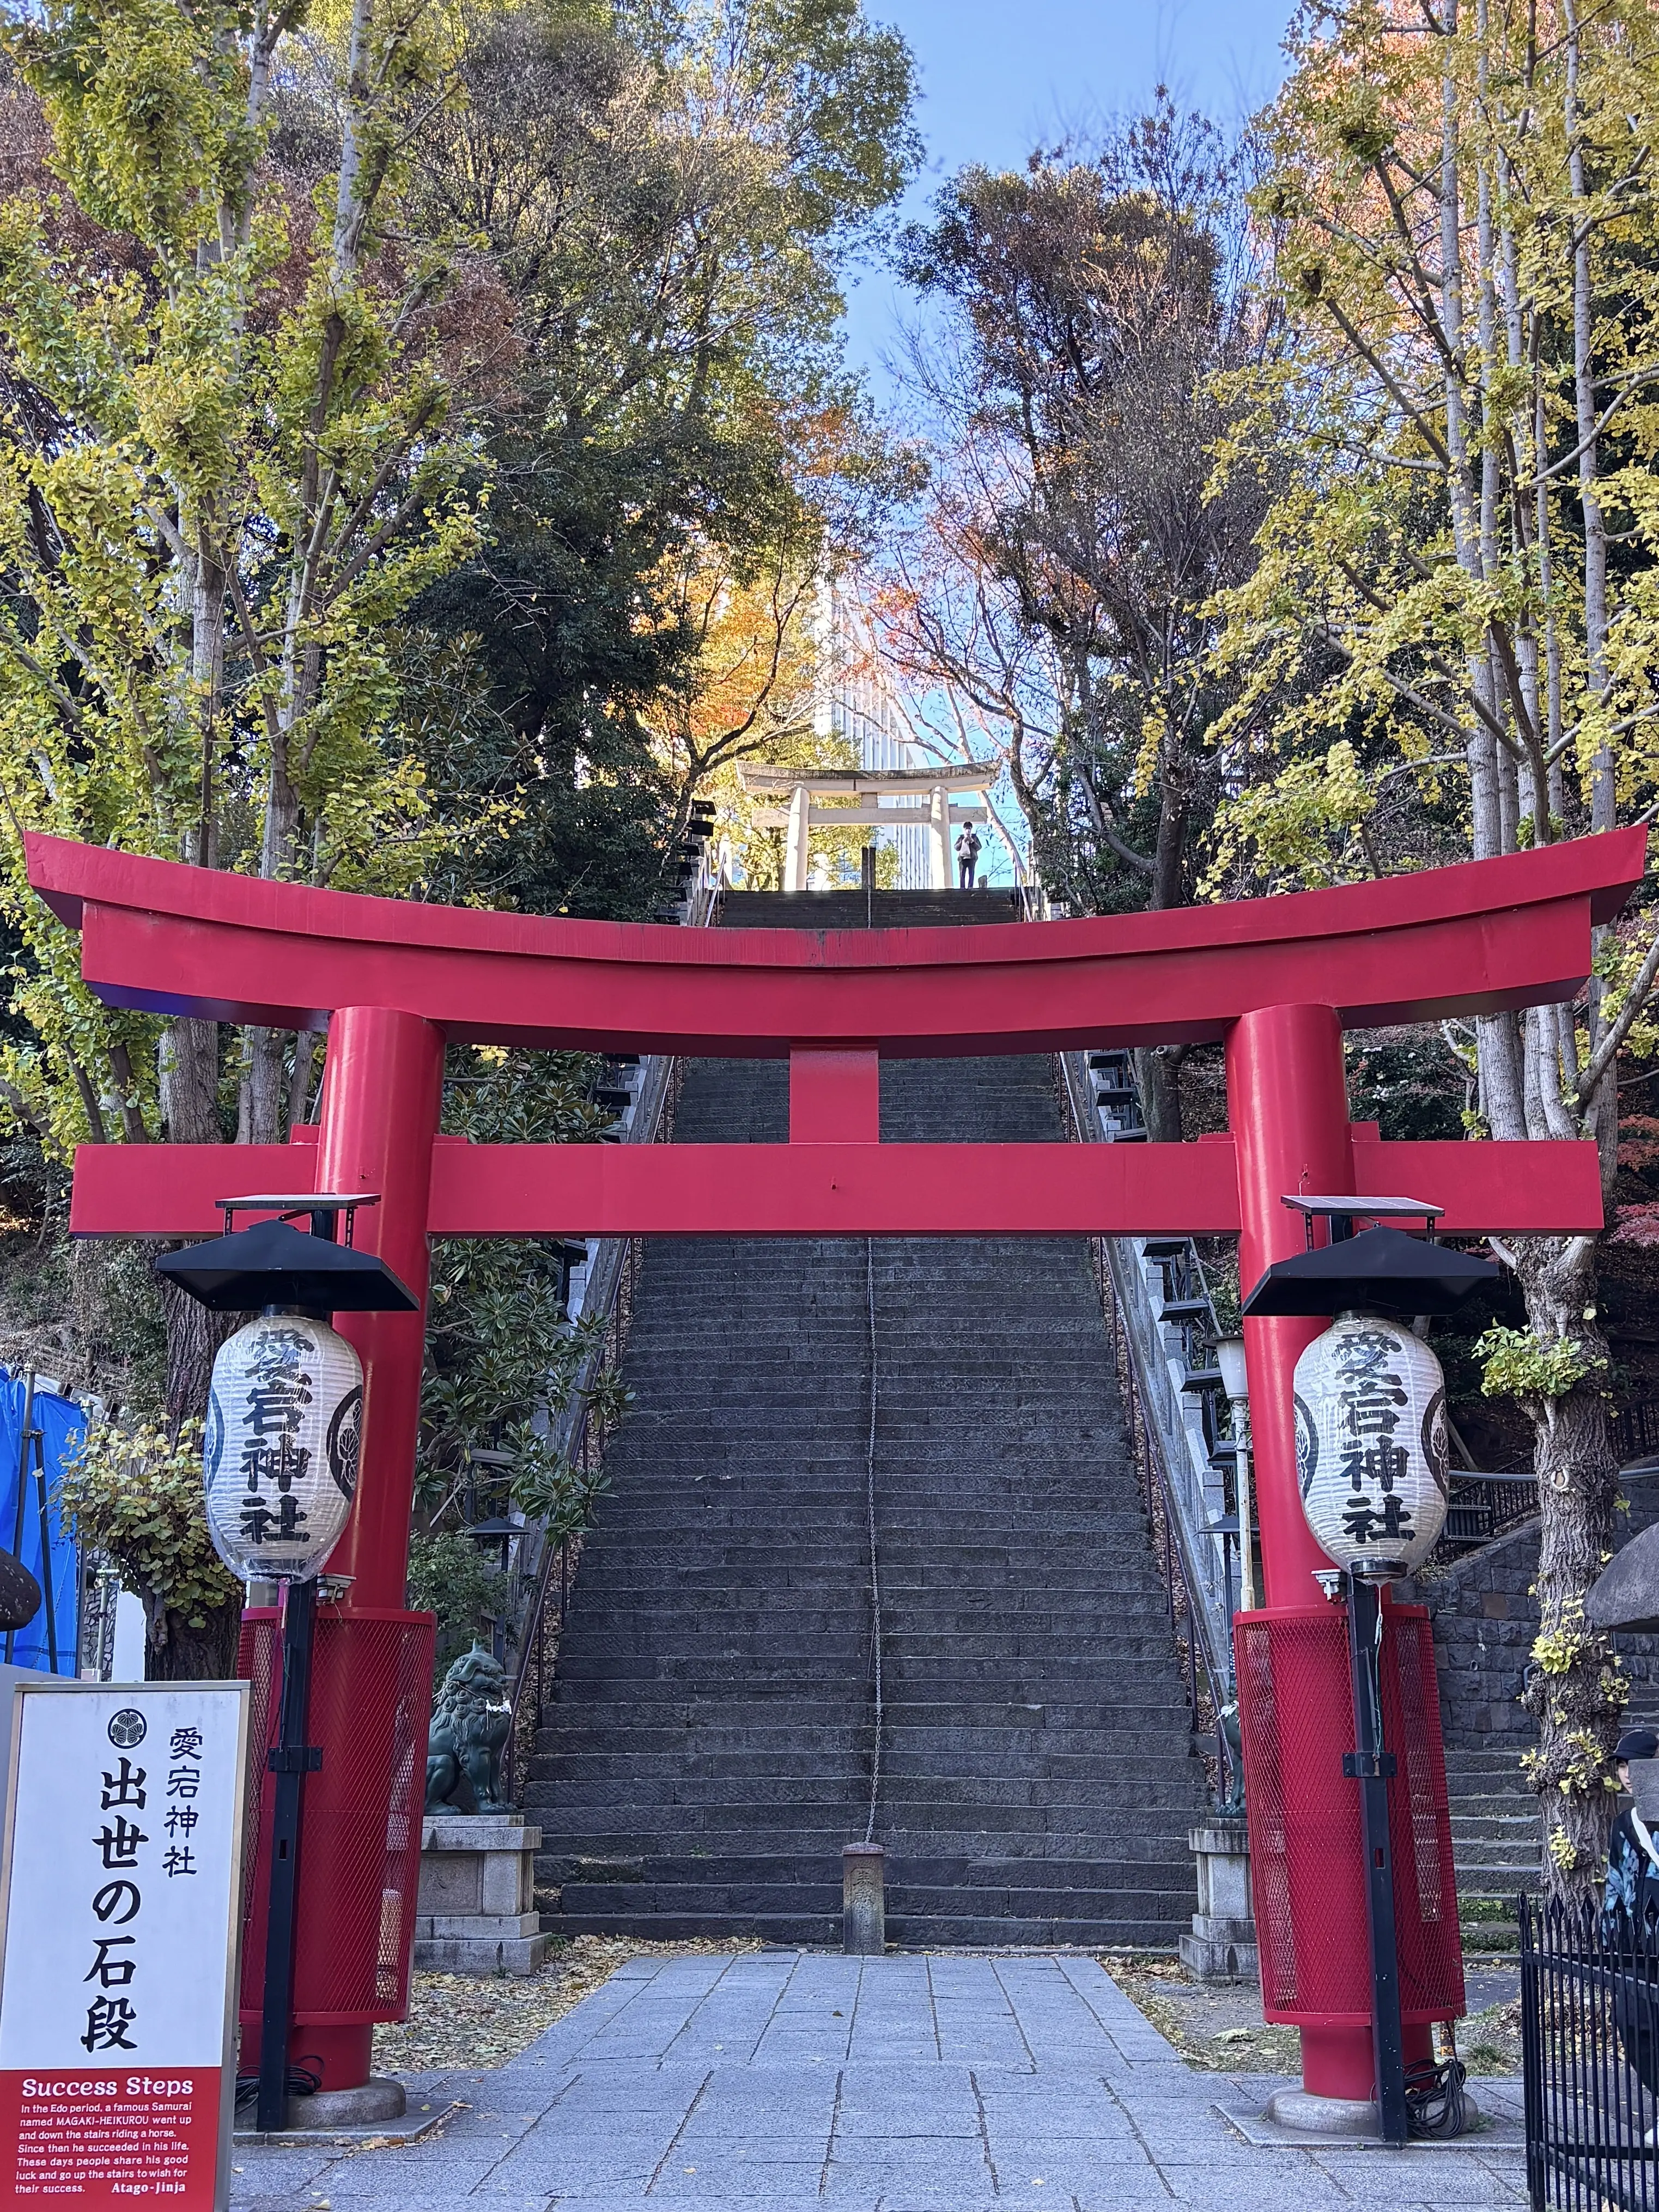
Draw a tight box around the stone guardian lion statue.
[424,1645,515,1814]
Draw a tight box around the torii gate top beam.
[24,830,1648,1058]
[736,764,1000,795]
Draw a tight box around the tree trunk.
[158,1280,239,1436]
[160,1018,222,1144]
[289,1030,319,1125]
[241,1026,288,1146]
[147,1598,241,1681]
[1132,1046,1184,1143]
[1565,0,1613,834]
[156,1015,235,1432]
[1511,1231,1627,1899]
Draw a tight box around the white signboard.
[0,1681,248,2208]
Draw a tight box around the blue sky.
[841,0,1297,392]
[834,0,1298,884]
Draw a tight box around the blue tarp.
[0,1373,83,1674]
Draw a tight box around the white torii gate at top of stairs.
[737,763,999,891]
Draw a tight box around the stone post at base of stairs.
[1178,1818,1259,1982]
[416,1813,552,1973]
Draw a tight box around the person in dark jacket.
[1605,1729,1659,2115]
[1605,1728,1659,1947]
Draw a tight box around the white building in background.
[803,582,1030,892]
[815,593,932,888]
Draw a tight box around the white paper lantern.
[203,1315,363,1582]
[1293,1315,1450,1576]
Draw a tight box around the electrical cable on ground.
[235,2059,322,2106]
[1405,2054,1468,2138]
[863,1233,883,1845]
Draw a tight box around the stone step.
[571,1565,1169,1593]
[549,1910,1191,1945]
[536,1844,1194,1884]
[529,1778,1203,1822]
[560,1632,1181,1663]
[528,1033,1203,1940]
[534,1754,1197,1794]
[535,1735,1181,1767]
[1443,1752,1540,1894]
[536,1830,1198,1868]
[553,1880,1195,1923]
[1450,1840,1541,1867]
[588,1505,1151,1530]
[1449,1811,1543,1840]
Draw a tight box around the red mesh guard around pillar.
[237,1606,435,2028]
[1235,1602,1465,2028]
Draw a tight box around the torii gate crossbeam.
[26,825,1647,2125]
[27,828,1636,1051]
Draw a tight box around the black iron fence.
[1522,1894,1659,2210]
[1617,1402,1659,1468]
[1437,1470,1538,1555]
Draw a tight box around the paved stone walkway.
[230,1952,1528,2211]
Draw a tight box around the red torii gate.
[27,825,1646,2116]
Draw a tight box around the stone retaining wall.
[1409,1489,1659,1747]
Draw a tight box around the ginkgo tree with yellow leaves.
[0,0,495,1407]
[640,546,895,891]
[1208,0,1659,1894]
[643,549,819,815]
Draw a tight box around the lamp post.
[1295,1311,1452,2145]
[1243,1208,1496,2144]
[465,1516,525,1665]
[154,1198,417,2131]
[1215,1335,1254,1612]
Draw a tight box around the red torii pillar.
[318,1010,446,1607]
[25,827,1644,2110]
[1230,1005,1401,2094]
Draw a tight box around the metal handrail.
[1054,1048,1239,1796]
[1435,1468,1538,1557]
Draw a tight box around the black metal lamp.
[152,1201,417,1314]
[464,1517,522,1575]
[1242,1223,1498,1321]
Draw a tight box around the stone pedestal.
[415,1813,551,1974]
[842,1842,885,1955]
[1178,1818,1259,1982]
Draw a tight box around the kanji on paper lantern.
[203,1315,363,1582]
[1293,1316,1450,1577]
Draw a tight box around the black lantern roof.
[153,1217,418,1313]
[0,1546,40,1632]
[1588,1526,1659,1636]
[1241,1223,1499,1320]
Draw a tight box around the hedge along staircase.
[526,886,1205,1946]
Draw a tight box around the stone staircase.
[526,886,1204,1947]
[720,888,1024,928]
[1444,1749,1541,1905]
